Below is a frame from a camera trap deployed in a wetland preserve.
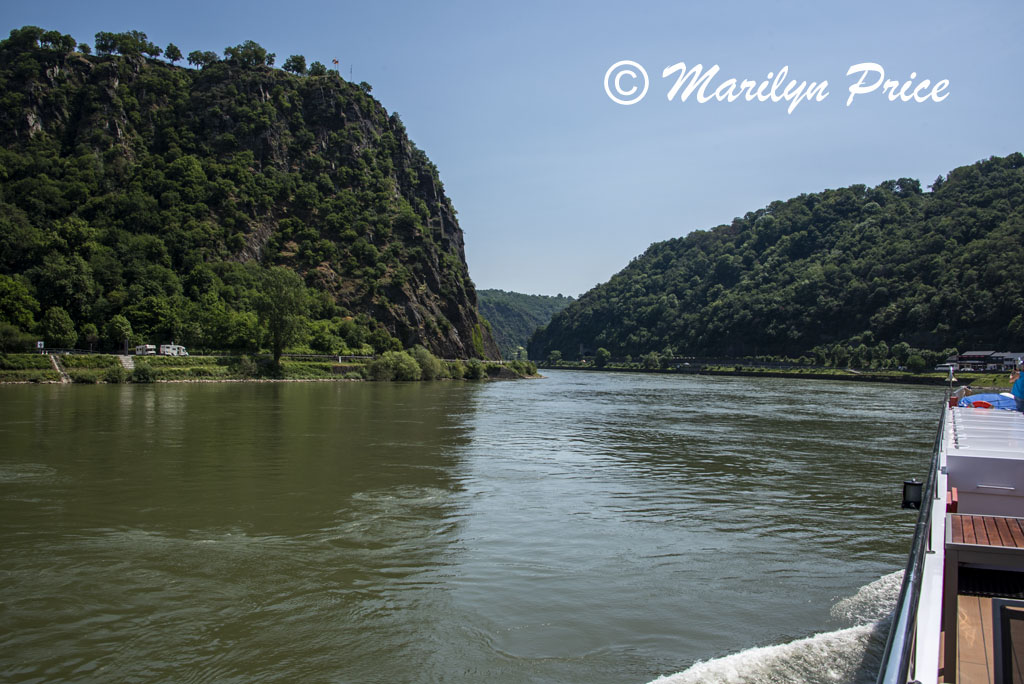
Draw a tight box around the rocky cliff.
[0,27,498,358]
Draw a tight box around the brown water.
[0,372,940,683]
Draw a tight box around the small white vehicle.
[134,344,157,355]
[159,344,188,357]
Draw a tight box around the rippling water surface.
[0,371,940,683]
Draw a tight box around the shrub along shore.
[0,350,538,384]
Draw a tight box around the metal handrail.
[875,395,948,684]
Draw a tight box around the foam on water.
[647,571,903,684]
[830,571,903,625]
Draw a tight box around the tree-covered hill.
[0,26,498,358]
[530,154,1024,364]
[477,289,573,358]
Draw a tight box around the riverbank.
[0,353,538,384]
[537,362,1012,388]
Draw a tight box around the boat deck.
[957,593,992,684]
[942,407,1024,684]
[955,577,1024,684]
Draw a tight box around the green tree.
[187,50,219,68]
[308,319,342,354]
[874,340,889,363]
[367,327,401,354]
[850,343,869,368]
[40,307,77,348]
[0,274,39,329]
[906,354,927,373]
[446,359,465,379]
[165,43,182,64]
[891,342,911,366]
[410,345,442,380]
[81,322,99,351]
[307,61,327,76]
[547,350,562,364]
[370,350,422,381]
[465,358,485,379]
[1010,315,1024,342]
[40,29,76,53]
[106,315,132,352]
[92,31,115,54]
[0,323,27,352]
[94,30,161,57]
[282,54,306,75]
[256,267,309,368]
[595,347,611,368]
[642,351,661,369]
[224,40,275,67]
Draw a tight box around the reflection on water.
[0,372,939,683]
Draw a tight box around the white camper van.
[159,344,188,357]
[134,344,157,355]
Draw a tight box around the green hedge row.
[0,354,53,370]
[0,369,61,382]
[61,355,119,369]
[136,356,224,367]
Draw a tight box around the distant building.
[994,352,1024,370]
[957,351,996,370]
[955,351,1022,371]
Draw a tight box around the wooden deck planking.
[984,517,1005,548]
[952,515,1024,549]
[995,517,1016,548]
[978,517,992,546]
[964,515,978,545]
[1009,518,1024,548]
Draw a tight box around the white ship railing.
[875,396,949,684]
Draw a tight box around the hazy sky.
[5,1,1023,296]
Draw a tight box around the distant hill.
[477,290,573,358]
[0,26,498,358]
[530,154,1024,364]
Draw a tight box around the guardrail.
[874,395,948,684]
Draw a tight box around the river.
[0,370,940,683]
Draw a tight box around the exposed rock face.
[0,33,498,358]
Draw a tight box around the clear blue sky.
[4,1,1022,296]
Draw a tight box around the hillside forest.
[0,26,498,360]
[530,153,1024,368]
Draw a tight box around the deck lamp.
[902,478,924,509]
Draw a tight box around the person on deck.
[1012,363,1024,413]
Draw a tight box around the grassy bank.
[0,353,538,384]
[0,353,60,382]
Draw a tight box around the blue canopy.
[957,393,1017,410]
